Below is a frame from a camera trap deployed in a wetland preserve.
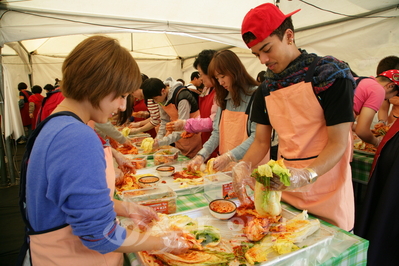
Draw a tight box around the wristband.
[305,168,318,183]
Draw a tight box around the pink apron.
[29,123,122,266]
[219,109,269,167]
[265,81,354,231]
[161,89,202,159]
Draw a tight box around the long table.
[123,192,368,265]
[120,151,368,265]
[351,150,374,185]
[351,150,374,204]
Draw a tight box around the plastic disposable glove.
[114,167,124,187]
[123,201,159,231]
[166,120,186,131]
[374,135,384,148]
[269,167,318,191]
[213,152,236,172]
[122,139,133,148]
[232,161,255,207]
[152,139,159,150]
[128,122,141,128]
[187,155,205,172]
[113,150,136,174]
[158,231,193,255]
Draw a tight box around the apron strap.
[370,118,399,177]
[304,57,321,83]
[19,112,82,231]
[245,92,256,137]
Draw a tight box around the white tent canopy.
[0,0,399,139]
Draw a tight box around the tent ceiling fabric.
[0,0,398,139]
[1,0,398,60]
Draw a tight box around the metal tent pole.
[0,47,18,186]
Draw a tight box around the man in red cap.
[233,3,356,231]
[353,69,399,148]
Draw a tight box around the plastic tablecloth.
[124,193,368,266]
[351,150,374,185]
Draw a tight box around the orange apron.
[29,125,122,265]
[265,81,354,231]
[161,102,202,159]
[219,109,269,167]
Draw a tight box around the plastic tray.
[203,172,235,201]
[135,206,335,265]
[120,185,177,214]
[153,147,180,165]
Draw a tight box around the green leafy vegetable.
[191,226,221,246]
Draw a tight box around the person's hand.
[152,139,159,150]
[232,161,254,207]
[123,139,133,149]
[29,113,34,119]
[114,167,124,187]
[166,120,186,131]
[213,152,236,172]
[159,231,192,255]
[269,167,318,191]
[124,202,159,231]
[187,155,205,172]
[129,122,141,128]
[374,122,386,129]
[114,150,136,174]
[374,135,384,148]
[132,111,149,119]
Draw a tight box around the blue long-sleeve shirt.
[26,116,126,254]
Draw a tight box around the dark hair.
[31,85,42,94]
[141,73,149,82]
[193,50,217,74]
[257,71,266,83]
[376,56,399,75]
[190,71,200,80]
[242,16,294,44]
[18,82,27,91]
[44,84,55,92]
[208,50,259,109]
[176,78,185,85]
[116,94,134,126]
[142,78,166,99]
[62,35,141,108]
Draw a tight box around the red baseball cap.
[241,3,300,48]
[379,69,399,86]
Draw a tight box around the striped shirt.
[147,99,160,126]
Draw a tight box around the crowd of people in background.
[15,3,399,265]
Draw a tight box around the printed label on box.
[222,182,234,199]
[142,202,169,214]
